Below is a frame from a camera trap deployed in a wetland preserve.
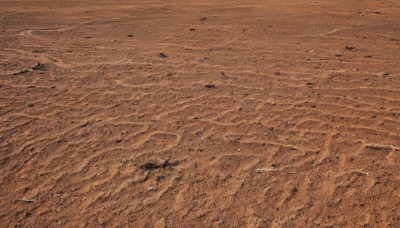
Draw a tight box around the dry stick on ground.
[15,198,36,203]
[365,144,400,151]
[12,63,45,75]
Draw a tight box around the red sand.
[1,0,400,226]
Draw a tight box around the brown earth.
[1,0,400,227]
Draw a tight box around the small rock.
[32,62,45,70]
[205,84,216,88]
[221,71,227,78]
[159,53,167,58]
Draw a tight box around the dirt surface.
[1,0,400,226]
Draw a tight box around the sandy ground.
[1,0,400,226]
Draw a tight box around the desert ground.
[1,0,400,226]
